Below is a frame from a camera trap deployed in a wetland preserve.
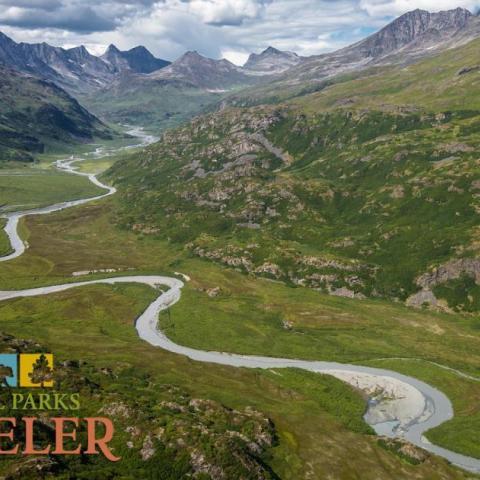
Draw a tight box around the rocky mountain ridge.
[345,7,476,60]
[147,50,254,89]
[230,7,480,106]
[0,31,170,93]
[101,44,170,74]
[2,7,479,104]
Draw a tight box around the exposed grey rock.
[406,289,438,308]
[348,8,473,60]
[416,258,480,289]
[330,287,366,299]
[0,31,168,94]
[147,51,254,90]
[458,65,480,75]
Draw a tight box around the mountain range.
[4,7,480,477]
[2,7,478,96]
[0,32,171,94]
[2,7,480,145]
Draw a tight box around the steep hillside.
[292,36,480,112]
[340,7,477,62]
[0,67,112,162]
[0,32,114,93]
[107,37,480,311]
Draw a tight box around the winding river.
[1,130,479,473]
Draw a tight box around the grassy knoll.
[0,199,478,477]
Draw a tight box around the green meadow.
[0,168,104,213]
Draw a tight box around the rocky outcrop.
[407,257,480,308]
[250,132,294,165]
[406,289,438,308]
[416,258,480,289]
[330,287,366,300]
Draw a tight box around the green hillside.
[0,67,113,162]
[292,37,480,113]
[106,37,480,311]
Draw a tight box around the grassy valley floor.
[0,165,105,257]
[0,168,104,213]
[0,196,478,478]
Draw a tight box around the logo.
[0,352,120,461]
[0,353,53,388]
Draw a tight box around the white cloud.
[188,0,266,25]
[359,0,480,16]
[221,48,250,65]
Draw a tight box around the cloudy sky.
[0,0,479,64]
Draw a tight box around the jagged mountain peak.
[66,43,93,57]
[128,45,150,54]
[149,49,250,89]
[244,45,301,74]
[101,43,169,74]
[105,44,121,54]
[173,51,235,68]
[391,6,472,27]
[178,50,204,61]
[263,46,283,54]
[0,31,14,43]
